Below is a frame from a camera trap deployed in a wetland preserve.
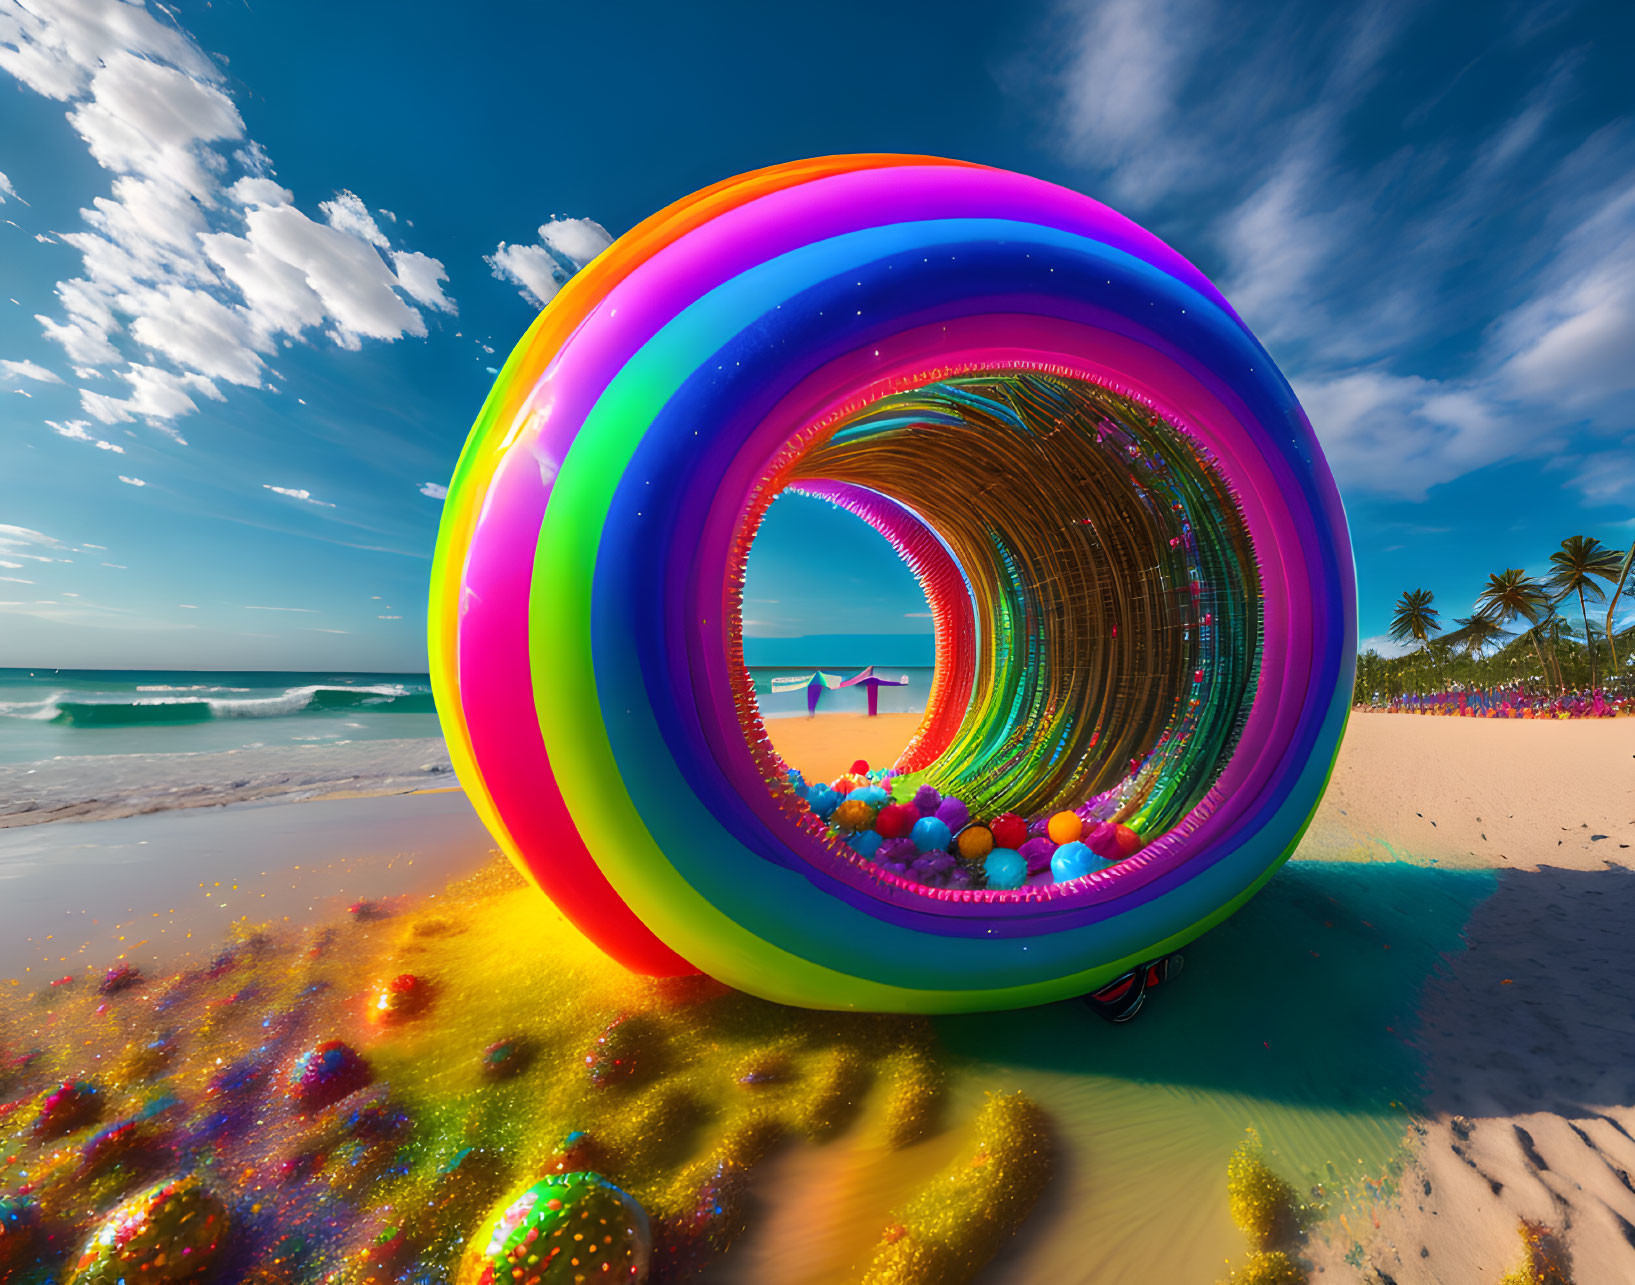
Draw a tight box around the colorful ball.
[67,1175,226,1285]
[805,785,839,820]
[33,1080,99,1139]
[1086,821,1121,859]
[1051,841,1104,883]
[460,1172,650,1285]
[989,813,1029,851]
[850,759,870,775]
[934,796,969,832]
[830,798,878,833]
[911,785,943,816]
[287,1040,371,1111]
[875,802,919,840]
[955,824,995,861]
[849,830,883,858]
[1114,823,1144,858]
[910,816,952,853]
[371,972,431,1024]
[1018,836,1056,876]
[1046,811,1083,845]
[984,849,1027,890]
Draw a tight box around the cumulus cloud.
[0,0,457,434]
[418,481,448,500]
[486,217,613,307]
[262,484,335,508]
[0,358,60,383]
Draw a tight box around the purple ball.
[912,785,943,816]
[878,836,918,865]
[934,797,969,832]
[1018,836,1056,875]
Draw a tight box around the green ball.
[462,1171,650,1284]
[68,1175,227,1285]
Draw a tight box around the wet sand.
[0,787,491,981]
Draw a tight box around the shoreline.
[0,734,454,829]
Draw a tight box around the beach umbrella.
[838,665,910,717]
[770,670,844,716]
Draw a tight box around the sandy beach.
[1,711,1632,1282]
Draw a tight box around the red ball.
[1114,824,1144,857]
[850,759,870,776]
[875,803,918,840]
[989,812,1028,850]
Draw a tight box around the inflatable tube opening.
[724,366,1263,905]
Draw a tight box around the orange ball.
[1046,811,1082,845]
[955,824,995,861]
[831,798,877,833]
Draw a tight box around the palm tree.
[1388,589,1440,647]
[1442,614,1513,660]
[1476,568,1555,691]
[1604,537,1634,675]
[1547,536,1622,689]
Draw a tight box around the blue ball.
[984,848,1027,890]
[855,786,890,809]
[807,785,839,820]
[910,815,952,853]
[1050,840,1105,883]
[849,830,883,858]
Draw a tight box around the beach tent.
[769,670,845,716]
[838,666,909,717]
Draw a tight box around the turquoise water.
[0,668,440,764]
[0,666,934,764]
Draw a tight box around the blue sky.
[0,0,1631,669]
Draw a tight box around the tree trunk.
[1607,540,1633,675]
[1579,585,1597,690]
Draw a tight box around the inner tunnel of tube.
[724,367,1264,907]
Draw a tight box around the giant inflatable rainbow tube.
[428,155,1355,1013]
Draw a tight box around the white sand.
[1303,713,1635,1281]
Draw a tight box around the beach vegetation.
[1498,1218,1573,1285]
[1546,535,1623,691]
[1218,1248,1307,1284]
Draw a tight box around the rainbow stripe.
[429,156,1355,1012]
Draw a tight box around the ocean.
[0,665,936,766]
[0,669,440,765]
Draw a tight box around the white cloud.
[243,604,317,613]
[392,250,454,312]
[0,576,33,584]
[1358,634,1417,660]
[0,170,20,203]
[79,363,218,435]
[0,524,67,565]
[2,0,457,431]
[418,481,448,500]
[486,217,613,307]
[117,474,145,486]
[0,358,61,383]
[320,190,388,247]
[262,484,335,508]
[45,417,124,452]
